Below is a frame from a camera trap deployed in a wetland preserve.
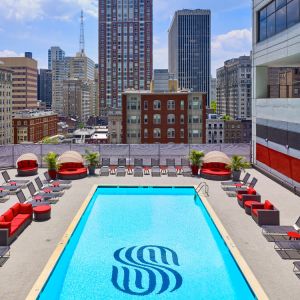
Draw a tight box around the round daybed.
[16,153,38,176]
[200,151,231,181]
[57,151,87,180]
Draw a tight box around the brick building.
[13,111,58,144]
[122,90,206,144]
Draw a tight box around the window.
[167,100,175,110]
[144,128,148,138]
[144,114,148,124]
[153,128,161,138]
[153,100,161,110]
[144,100,148,110]
[180,114,184,124]
[153,114,161,125]
[180,100,184,110]
[167,114,175,124]
[287,0,300,27]
[167,128,175,138]
[180,128,184,138]
[276,6,287,33]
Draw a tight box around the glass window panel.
[276,0,287,9]
[267,13,276,37]
[287,0,300,27]
[267,2,276,15]
[276,6,287,33]
[259,19,267,41]
[260,8,267,21]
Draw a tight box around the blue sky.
[0,0,252,76]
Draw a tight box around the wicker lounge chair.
[116,158,126,177]
[293,261,300,277]
[225,177,258,196]
[34,177,64,195]
[1,171,29,188]
[16,190,50,207]
[274,241,300,259]
[133,159,143,177]
[221,172,250,187]
[100,158,110,176]
[262,217,300,241]
[181,158,192,177]
[0,185,20,194]
[166,159,177,177]
[44,171,72,185]
[0,189,10,202]
[0,246,10,265]
[251,201,280,226]
[27,182,59,204]
[151,158,161,177]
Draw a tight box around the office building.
[98,0,153,112]
[0,67,13,144]
[12,111,58,144]
[38,69,52,108]
[210,77,216,101]
[169,9,211,105]
[0,55,38,111]
[151,69,178,93]
[216,56,252,119]
[253,0,300,189]
[48,47,65,70]
[122,90,206,144]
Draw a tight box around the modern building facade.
[48,47,65,70]
[168,9,211,106]
[150,69,177,93]
[0,68,13,144]
[12,111,58,144]
[216,56,252,119]
[210,77,216,102]
[98,0,153,112]
[38,69,52,108]
[252,0,300,189]
[206,118,224,144]
[0,56,38,111]
[122,90,206,144]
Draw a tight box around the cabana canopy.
[203,151,231,165]
[57,151,84,164]
[16,153,38,167]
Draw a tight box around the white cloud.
[0,50,23,57]
[211,28,252,76]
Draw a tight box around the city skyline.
[0,0,251,77]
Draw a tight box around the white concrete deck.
[0,168,299,299]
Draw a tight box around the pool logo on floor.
[112,245,183,296]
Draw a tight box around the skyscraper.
[48,46,65,70]
[38,69,52,108]
[98,0,153,113]
[168,9,211,106]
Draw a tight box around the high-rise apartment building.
[38,69,52,108]
[216,56,252,119]
[168,9,211,106]
[0,67,13,144]
[98,0,153,112]
[48,47,65,70]
[253,0,300,190]
[0,55,38,111]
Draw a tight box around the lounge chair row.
[99,158,192,177]
[222,172,300,277]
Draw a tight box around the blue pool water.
[39,187,255,299]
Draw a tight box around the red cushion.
[33,205,51,214]
[11,217,27,229]
[60,162,83,170]
[252,209,258,216]
[0,221,12,235]
[58,167,87,176]
[3,209,14,222]
[18,167,37,171]
[0,216,5,222]
[237,194,243,201]
[244,200,259,208]
[19,203,33,215]
[10,224,20,236]
[14,214,31,222]
[264,200,274,210]
[247,188,256,195]
[201,169,231,176]
[11,203,21,216]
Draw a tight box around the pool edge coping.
[26,184,98,300]
[196,187,269,300]
[26,184,269,300]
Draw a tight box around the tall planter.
[189,150,204,177]
[48,169,57,180]
[84,150,100,176]
[232,170,241,181]
[43,152,58,180]
[191,165,199,176]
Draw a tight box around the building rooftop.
[0,167,299,299]
[12,110,57,119]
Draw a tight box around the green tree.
[210,100,217,113]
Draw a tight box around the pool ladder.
[196,182,209,197]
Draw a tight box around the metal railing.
[0,143,251,169]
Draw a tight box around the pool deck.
[0,168,299,300]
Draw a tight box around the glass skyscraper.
[168,9,211,106]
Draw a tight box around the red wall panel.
[256,143,300,183]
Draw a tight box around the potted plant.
[84,150,100,175]
[227,155,251,181]
[43,152,59,180]
[189,150,205,176]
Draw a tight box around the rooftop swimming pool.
[38,186,255,299]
